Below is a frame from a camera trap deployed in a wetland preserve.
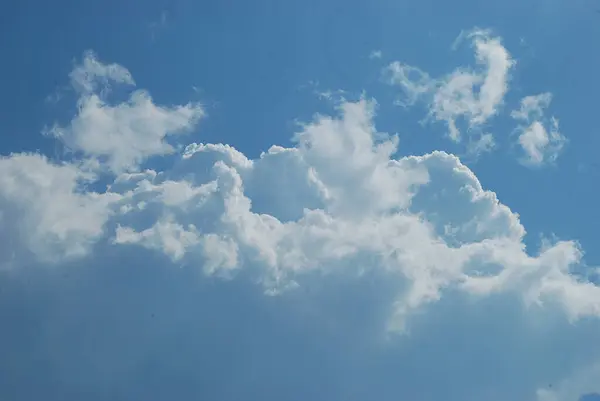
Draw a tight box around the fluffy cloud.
[69,50,135,94]
[47,51,205,174]
[511,93,567,166]
[385,29,514,144]
[383,31,569,167]
[0,153,118,265]
[0,49,598,401]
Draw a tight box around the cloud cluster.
[383,29,567,165]
[385,29,513,142]
[0,45,597,401]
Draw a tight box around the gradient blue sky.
[1,0,600,400]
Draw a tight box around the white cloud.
[369,50,383,59]
[512,93,567,166]
[0,153,119,264]
[1,49,598,401]
[114,217,201,262]
[69,50,135,95]
[385,29,515,143]
[8,83,596,328]
[48,51,205,174]
[511,92,552,121]
[384,62,434,108]
[466,132,496,157]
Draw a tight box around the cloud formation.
[511,93,567,166]
[0,46,597,401]
[383,29,568,167]
[385,29,514,144]
[47,52,205,174]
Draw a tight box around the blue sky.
[1,0,600,400]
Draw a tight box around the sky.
[1,0,600,400]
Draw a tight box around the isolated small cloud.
[69,50,135,94]
[466,132,496,157]
[512,93,566,166]
[511,92,552,121]
[147,11,169,42]
[384,62,434,107]
[369,50,383,59]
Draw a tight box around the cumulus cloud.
[385,29,515,144]
[0,48,598,401]
[0,153,118,264]
[511,93,567,166]
[47,51,205,174]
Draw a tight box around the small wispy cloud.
[385,29,515,142]
[511,92,566,166]
[148,10,168,42]
[369,50,383,59]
